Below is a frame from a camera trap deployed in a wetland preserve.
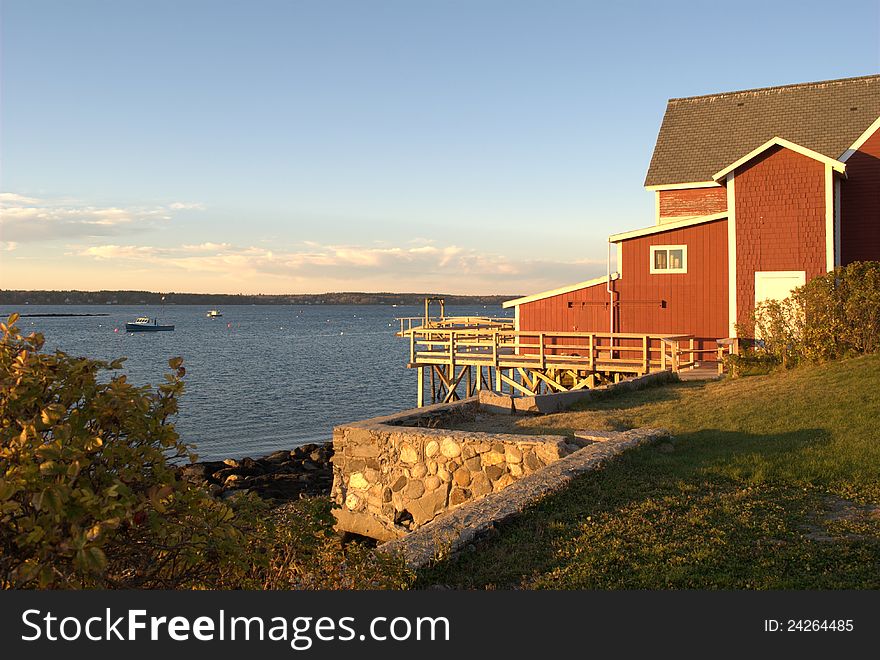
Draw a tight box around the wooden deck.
[397,316,733,406]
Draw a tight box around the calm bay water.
[9,304,508,460]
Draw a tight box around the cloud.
[168,202,206,211]
[75,239,605,293]
[0,193,205,242]
[0,193,39,205]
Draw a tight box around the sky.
[1,0,878,295]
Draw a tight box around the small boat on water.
[206,309,223,318]
[125,317,175,332]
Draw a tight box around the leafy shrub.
[0,314,412,589]
[0,313,258,587]
[741,261,880,371]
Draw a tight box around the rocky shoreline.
[179,442,334,502]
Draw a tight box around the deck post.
[539,333,546,370]
[417,366,425,407]
[449,331,456,371]
[642,335,648,374]
[689,338,695,367]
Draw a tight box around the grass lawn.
[415,354,880,589]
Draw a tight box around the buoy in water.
[114,328,119,333]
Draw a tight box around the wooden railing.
[396,315,514,335]
[403,327,709,375]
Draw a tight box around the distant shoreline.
[6,313,111,317]
[1,290,520,307]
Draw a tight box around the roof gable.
[711,137,846,181]
[645,74,880,187]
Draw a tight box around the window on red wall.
[650,245,687,274]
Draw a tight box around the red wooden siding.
[841,127,880,265]
[658,187,727,219]
[518,218,729,354]
[733,145,827,329]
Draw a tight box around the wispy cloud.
[75,240,604,293]
[168,202,206,211]
[0,193,205,242]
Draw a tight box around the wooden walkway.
[397,316,732,406]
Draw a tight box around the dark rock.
[485,466,504,482]
[266,450,292,463]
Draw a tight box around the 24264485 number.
[765,619,854,632]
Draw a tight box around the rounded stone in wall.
[440,438,461,458]
[465,456,482,471]
[425,440,440,457]
[348,472,369,490]
[485,465,504,482]
[411,462,428,478]
[523,451,543,472]
[505,446,523,464]
[400,444,419,463]
[437,467,452,482]
[424,475,441,491]
[450,488,470,506]
[345,493,359,510]
[453,467,471,487]
[405,479,425,499]
[482,451,505,467]
[470,472,492,497]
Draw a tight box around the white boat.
[206,309,223,318]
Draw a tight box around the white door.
[754,271,806,341]
[754,271,806,306]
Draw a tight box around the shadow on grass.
[413,427,874,590]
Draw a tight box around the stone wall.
[331,400,584,540]
[378,427,671,568]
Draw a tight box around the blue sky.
[2,0,878,294]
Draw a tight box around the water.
[7,304,508,460]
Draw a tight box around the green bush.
[0,313,258,587]
[745,261,880,370]
[0,314,411,589]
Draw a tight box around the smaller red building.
[504,75,880,355]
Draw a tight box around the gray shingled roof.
[644,74,880,187]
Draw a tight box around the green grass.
[415,354,880,589]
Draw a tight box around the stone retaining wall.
[331,402,585,540]
[332,371,677,541]
[378,427,671,568]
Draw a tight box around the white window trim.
[649,244,688,274]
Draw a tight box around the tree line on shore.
[0,290,519,307]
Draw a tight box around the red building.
[504,75,880,355]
